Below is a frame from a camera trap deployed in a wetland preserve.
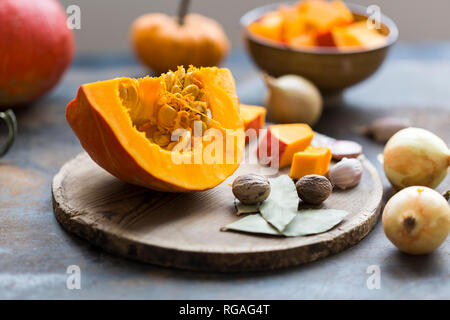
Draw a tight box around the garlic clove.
[362,117,411,143]
[328,158,363,190]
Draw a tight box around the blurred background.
[60,0,450,55]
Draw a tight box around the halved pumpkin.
[66,66,244,192]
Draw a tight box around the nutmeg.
[232,174,271,205]
[295,174,332,205]
[328,158,363,190]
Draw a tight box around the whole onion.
[383,127,450,190]
[382,186,450,254]
[263,74,323,126]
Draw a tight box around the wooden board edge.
[52,154,383,272]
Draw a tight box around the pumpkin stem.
[178,0,191,25]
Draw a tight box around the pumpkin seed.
[182,84,199,98]
[184,72,194,86]
[175,67,186,84]
[166,141,178,151]
[152,131,170,147]
[171,84,182,94]
[193,101,206,114]
[118,80,139,109]
[197,90,207,102]
[164,72,175,91]
[158,104,177,127]
[174,111,190,129]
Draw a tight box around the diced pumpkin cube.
[258,124,314,168]
[332,21,386,49]
[315,31,336,47]
[240,104,266,131]
[240,104,266,143]
[288,33,316,48]
[248,11,284,42]
[297,0,354,32]
[280,5,307,41]
[289,146,332,179]
[331,0,354,25]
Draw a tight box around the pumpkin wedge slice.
[66,66,244,192]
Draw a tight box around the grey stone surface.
[0,44,449,299]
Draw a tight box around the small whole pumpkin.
[131,0,229,74]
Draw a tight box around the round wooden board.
[52,152,382,272]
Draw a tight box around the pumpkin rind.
[66,67,244,192]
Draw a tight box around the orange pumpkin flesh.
[240,104,266,133]
[248,11,285,43]
[332,22,387,49]
[240,104,266,144]
[289,146,332,179]
[258,124,315,168]
[67,66,244,192]
[297,0,352,32]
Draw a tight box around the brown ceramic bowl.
[241,2,399,93]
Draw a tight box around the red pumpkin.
[0,0,74,107]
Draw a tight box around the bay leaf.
[221,214,280,235]
[259,175,298,231]
[222,209,348,237]
[234,199,260,216]
[282,209,348,237]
